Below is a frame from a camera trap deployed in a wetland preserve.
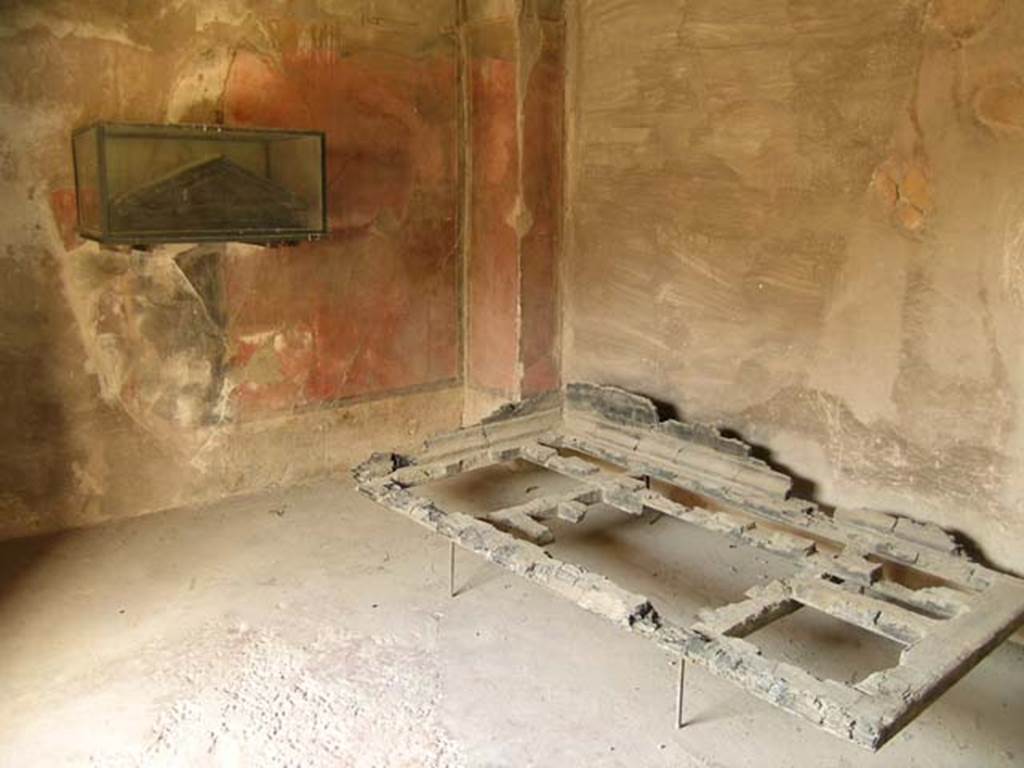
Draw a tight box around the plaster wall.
[564,0,1024,572]
[0,0,464,538]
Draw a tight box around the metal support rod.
[676,657,686,729]
[449,540,456,598]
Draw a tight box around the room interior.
[1,1,1022,765]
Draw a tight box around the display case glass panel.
[72,122,327,244]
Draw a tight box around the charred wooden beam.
[353,382,1024,752]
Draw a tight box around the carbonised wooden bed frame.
[355,383,1024,751]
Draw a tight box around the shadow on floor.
[0,532,65,612]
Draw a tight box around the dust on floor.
[0,476,1020,767]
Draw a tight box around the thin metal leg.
[448,540,456,598]
[676,658,686,729]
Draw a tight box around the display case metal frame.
[71,121,328,245]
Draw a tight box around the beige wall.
[564,0,1024,572]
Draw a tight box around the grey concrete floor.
[0,468,1020,767]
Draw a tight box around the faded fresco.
[0,1,464,536]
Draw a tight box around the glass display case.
[72,122,327,245]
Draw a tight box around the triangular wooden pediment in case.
[110,154,308,233]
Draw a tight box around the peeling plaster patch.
[928,0,1004,41]
[71,455,107,498]
[1002,199,1024,307]
[0,134,17,182]
[61,244,228,443]
[237,329,279,347]
[238,342,285,386]
[871,156,933,233]
[222,325,319,417]
[504,193,533,236]
[93,332,129,403]
[166,352,218,421]
[166,47,236,122]
[973,78,1024,135]
[738,385,1016,566]
[0,11,152,50]
[0,106,68,242]
[48,189,81,250]
[192,0,258,31]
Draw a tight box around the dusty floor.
[0,467,1021,767]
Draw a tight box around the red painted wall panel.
[519,23,564,395]
[221,41,459,417]
[466,55,520,394]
